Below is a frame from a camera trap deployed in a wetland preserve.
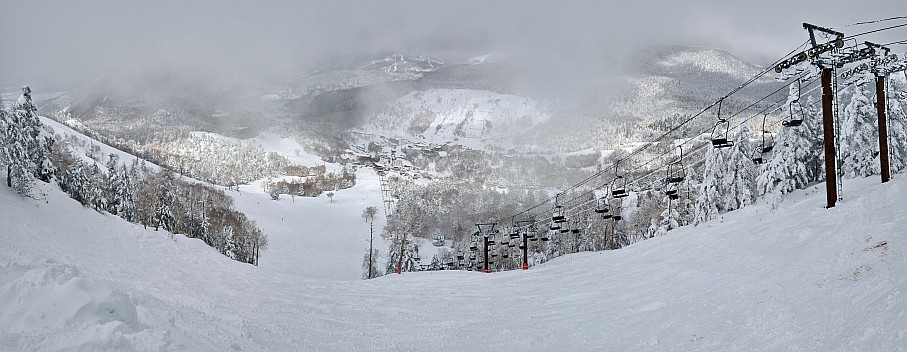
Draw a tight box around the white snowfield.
[1,171,906,351]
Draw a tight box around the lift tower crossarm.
[864,41,890,57]
[775,25,843,73]
[802,23,845,69]
[803,23,844,48]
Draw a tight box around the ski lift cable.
[551,72,824,218]
[613,73,818,187]
[513,41,818,214]
[549,97,800,221]
[831,16,907,29]
[525,59,886,236]
[523,70,821,221]
[844,22,907,40]
[723,40,812,100]
[505,28,888,223]
[624,72,851,195]
[624,81,827,191]
[881,39,907,46]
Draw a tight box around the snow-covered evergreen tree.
[886,78,907,172]
[105,155,122,215]
[654,184,686,236]
[693,146,725,224]
[63,161,89,204]
[200,206,212,244]
[840,74,880,178]
[756,85,823,208]
[87,164,108,211]
[722,126,756,211]
[3,94,35,195]
[155,170,176,231]
[362,248,381,279]
[116,164,136,221]
[12,86,55,183]
[0,97,13,189]
[385,234,421,274]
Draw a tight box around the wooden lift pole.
[876,75,891,183]
[475,222,496,273]
[483,236,490,273]
[522,233,529,270]
[821,68,838,208]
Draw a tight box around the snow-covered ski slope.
[233,173,388,281]
[2,173,906,351]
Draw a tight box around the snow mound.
[0,261,166,352]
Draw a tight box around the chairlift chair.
[753,113,775,164]
[665,183,680,200]
[552,212,567,224]
[664,174,680,199]
[710,119,734,148]
[665,164,686,184]
[594,194,610,214]
[783,77,805,127]
[610,198,623,222]
[710,99,734,149]
[665,146,686,184]
[611,176,629,199]
[784,100,805,127]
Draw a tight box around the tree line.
[2,86,267,265]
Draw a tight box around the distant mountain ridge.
[36,45,782,156]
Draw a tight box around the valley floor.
[1,171,905,351]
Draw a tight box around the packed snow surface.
[2,172,906,350]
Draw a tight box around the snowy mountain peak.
[637,45,762,80]
[359,52,445,74]
[660,47,761,79]
[360,89,550,148]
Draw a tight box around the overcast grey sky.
[2,0,906,89]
